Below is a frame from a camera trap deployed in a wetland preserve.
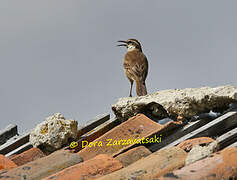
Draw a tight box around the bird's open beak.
[117,40,127,47]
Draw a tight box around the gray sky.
[1,1,237,133]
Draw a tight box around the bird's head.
[117,39,142,52]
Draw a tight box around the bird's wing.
[123,50,148,82]
[132,53,148,81]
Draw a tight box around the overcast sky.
[0,1,237,133]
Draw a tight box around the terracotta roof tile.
[97,147,187,180]
[0,150,83,180]
[78,114,164,160]
[159,147,237,180]
[9,147,45,166]
[68,118,120,153]
[1,105,236,179]
[115,146,151,167]
[43,154,123,180]
[0,154,17,171]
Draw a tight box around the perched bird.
[117,39,148,97]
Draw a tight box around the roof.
[0,87,237,180]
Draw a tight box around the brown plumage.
[117,39,148,97]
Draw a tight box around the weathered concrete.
[112,85,237,121]
[177,137,215,152]
[30,113,78,152]
[185,141,218,165]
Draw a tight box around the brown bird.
[117,39,148,97]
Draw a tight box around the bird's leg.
[129,80,133,97]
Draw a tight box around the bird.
[117,39,148,97]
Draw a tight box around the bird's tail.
[136,80,147,96]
